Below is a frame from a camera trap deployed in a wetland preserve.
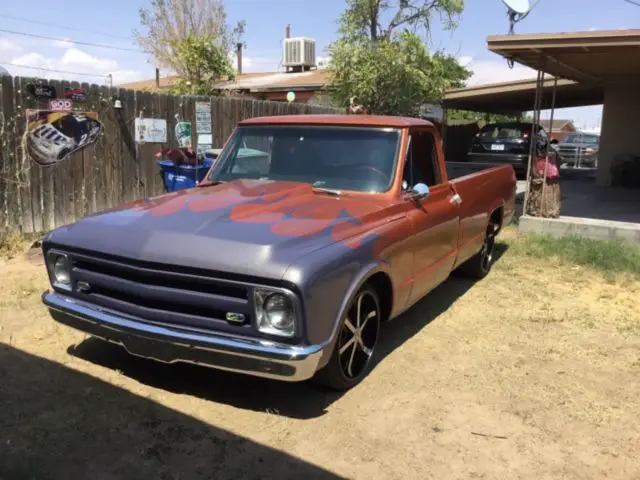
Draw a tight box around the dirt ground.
[1,227,639,480]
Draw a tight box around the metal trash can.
[157,158,213,192]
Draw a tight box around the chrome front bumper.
[43,291,325,382]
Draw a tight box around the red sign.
[48,99,73,112]
[64,88,87,101]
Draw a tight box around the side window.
[402,129,441,189]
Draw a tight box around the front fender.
[314,261,390,370]
[282,225,410,370]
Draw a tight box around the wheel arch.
[316,263,394,370]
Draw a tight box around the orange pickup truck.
[42,115,517,391]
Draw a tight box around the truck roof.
[239,114,434,128]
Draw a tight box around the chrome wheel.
[480,224,497,273]
[337,289,380,380]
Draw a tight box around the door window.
[402,129,441,191]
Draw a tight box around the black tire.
[456,222,499,279]
[313,285,381,391]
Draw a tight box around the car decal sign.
[63,87,87,101]
[25,110,104,167]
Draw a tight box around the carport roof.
[442,77,603,114]
[486,29,640,83]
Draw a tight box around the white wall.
[597,85,640,186]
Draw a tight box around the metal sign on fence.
[195,101,212,134]
[25,110,103,167]
[48,99,73,112]
[135,118,167,144]
[26,83,56,99]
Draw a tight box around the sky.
[0,0,638,129]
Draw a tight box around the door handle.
[449,193,462,205]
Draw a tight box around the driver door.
[402,128,460,306]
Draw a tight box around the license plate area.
[122,335,178,363]
[490,144,505,151]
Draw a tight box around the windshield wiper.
[311,182,342,196]
[199,180,226,187]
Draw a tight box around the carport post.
[523,66,545,213]
[541,76,558,203]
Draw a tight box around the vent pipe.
[236,42,243,74]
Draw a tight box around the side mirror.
[405,182,429,201]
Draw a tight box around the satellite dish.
[503,0,530,15]
[502,0,536,36]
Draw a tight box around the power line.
[0,61,110,79]
[0,13,134,41]
[0,28,144,53]
[623,0,640,6]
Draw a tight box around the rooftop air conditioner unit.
[283,37,316,70]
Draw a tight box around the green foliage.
[135,0,244,79]
[508,233,640,279]
[328,0,470,115]
[168,36,235,95]
[338,0,464,41]
[447,110,525,124]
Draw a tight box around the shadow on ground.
[67,244,509,421]
[0,344,340,480]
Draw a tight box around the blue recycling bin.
[157,158,213,192]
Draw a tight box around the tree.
[134,0,244,89]
[168,36,235,95]
[446,110,525,123]
[328,0,470,115]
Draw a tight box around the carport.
[442,29,640,242]
[486,29,640,189]
[443,77,603,116]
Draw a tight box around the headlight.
[584,147,596,154]
[47,252,72,291]
[254,288,296,337]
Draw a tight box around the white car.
[27,114,103,167]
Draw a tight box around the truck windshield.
[208,125,401,193]
[563,134,599,144]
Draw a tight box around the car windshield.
[563,134,599,144]
[207,125,401,193]
[477,124,532,141]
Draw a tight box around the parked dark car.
[467,122,548,177]
[557,132,599,168]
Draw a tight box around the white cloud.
[229,50,279,73]
[459,56,538,85]
[52,38,75,49]
[317,56,330,69]
[6,47,145,86]
[59,48,118,71]
[0,37,21,53]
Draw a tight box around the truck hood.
[45,179,400,280]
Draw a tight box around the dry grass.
[1,226,639,479]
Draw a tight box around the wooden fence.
[0,76,340,234]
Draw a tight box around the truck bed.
[446,161,507,180]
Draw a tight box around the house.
[117,29,334,106]
[538,119,577,142]
[211,68,332,105]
